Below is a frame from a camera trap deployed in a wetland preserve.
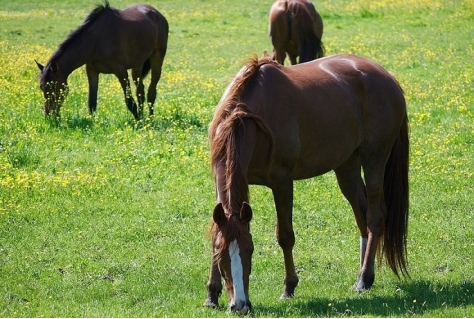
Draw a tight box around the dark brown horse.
[204,54,409,314]
[36,1,168,120]
[268,0,324,65]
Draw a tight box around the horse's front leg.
[272,179,299,298]
[115,71,140,120]
[131,67,145,118]
[86,65,99,115]
[203,255,222,308]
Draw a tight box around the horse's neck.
[54,36,93,77]
[215,162,249,215]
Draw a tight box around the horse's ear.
[263,50,269,57]
[240,202,253,224]
[213,203,227,227]
[35,60,44,72]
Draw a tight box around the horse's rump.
[269,0,324,64]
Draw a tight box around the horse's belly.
[291,156,344,180]
[291,135,360,180]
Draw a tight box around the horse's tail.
[290,1,324,62]
[300,34,324,62]
[382,112,410,278]
[141,59,151,79]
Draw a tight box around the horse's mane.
[209,57,277,212]
[287,0,324,60]
[209,57,277,258]
[46,0,112,68]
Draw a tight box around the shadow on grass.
[46,113,95,131]
[125,113,204,131]
[44,109,204,132]
[63,115,95,130]
[253,280,473,317]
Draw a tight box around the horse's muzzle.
[230,300,252,315]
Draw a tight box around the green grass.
[0,0,473,317]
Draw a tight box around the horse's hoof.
[235,306,250,315]
[280,291,295,299]
[353,281,367,292]
[280,281,297,299]
[353,275,374,292]
[203,298,218,309]
[230,301,252,315]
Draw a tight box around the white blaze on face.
[229,239,246,305]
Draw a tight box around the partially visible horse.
[36,0,168,120]
[268,0,324,65]
[204,54,409,314]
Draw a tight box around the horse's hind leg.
[334,153,373,291]
[288,53,298,65]
[273,47,287,65]
[132,67,145,118]
[357,156,390,291]
[147,50,166,116]
[115,70,140,120]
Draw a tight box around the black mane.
[47,0,112,66]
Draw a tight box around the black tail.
[382,113,410,278]
[290,0,325,62]
[141,59,151,78]
[299,34,324,62]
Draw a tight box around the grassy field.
[0,0,473,317]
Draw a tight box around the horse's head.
[36,60,68,116]
[212,202,254,315]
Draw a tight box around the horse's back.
[121,4,168,28]
[286,54,405,117]
[288,54,406,140]
[88,3,167,69]
[303,54,406,139]
[245,54,406,180]
[119,4,168,37]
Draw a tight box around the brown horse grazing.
[268,0,324,65]
[204,54,409,314]
[36,1,168,120]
